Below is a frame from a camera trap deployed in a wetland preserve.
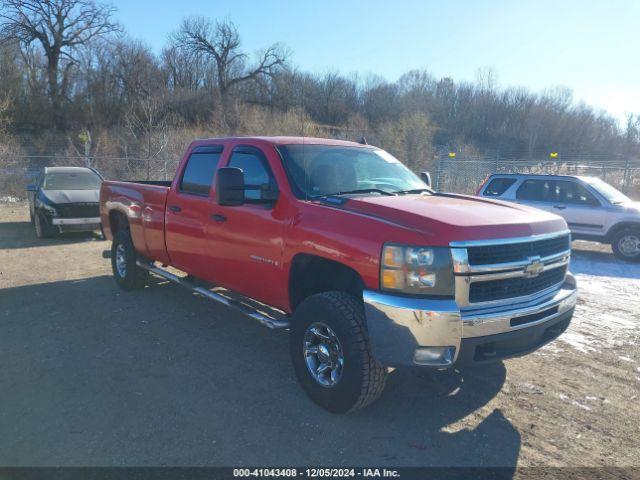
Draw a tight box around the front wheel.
[290,291,388,413]
[611,228,640,262]
[111,230,149,290]
[34,212,57,238]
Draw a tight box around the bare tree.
[172,17,288,124]
[0,0,120,127]
[162,44,209,92]
[125,93,169,180]
[0,93,11,132]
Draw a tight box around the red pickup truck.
[100,136,577,413]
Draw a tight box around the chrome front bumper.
[363,273,577,367]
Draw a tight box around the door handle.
[168,205,182,213]
[211,214,227,223]
[553,205,566,210]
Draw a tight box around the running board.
[136,261,290,329]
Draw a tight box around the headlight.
[37,192,58,216]
[41,203,58,216]
[381,244,454,296]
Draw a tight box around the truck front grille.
[56,203,99,218]
[469,266,567,303]
[467,235,570,265]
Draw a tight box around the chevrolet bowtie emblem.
[523,256,544,277]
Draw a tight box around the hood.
[42,189,99,204]
[331,193,568,245]
[618,200,640,213]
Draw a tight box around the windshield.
[581,177,630,204]
[277,144,427,198]
[43,171,102,190]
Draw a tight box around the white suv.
[477,174,640,262]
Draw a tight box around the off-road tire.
[611,228,640,262]
[290,291,388,413]
[34,212,57,238]
[111,229,149,290]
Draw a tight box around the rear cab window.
[179,145,224,196]
[483,177,516,196]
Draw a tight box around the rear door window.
[179,146,224,196]
[516,179,554,202]
[483,177,516,196]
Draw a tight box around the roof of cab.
[191,136,369,148]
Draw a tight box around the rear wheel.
[111,230,149,290]
[290,291,388,413]
[611,228,640,262]
[34,212,57,238]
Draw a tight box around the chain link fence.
[3,147,640,201]
[433,153,640,197]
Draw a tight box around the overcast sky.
[111,0,640,126]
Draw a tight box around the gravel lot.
[0,201,638,467]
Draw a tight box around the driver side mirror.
[216,167,245,206]
[26,184,37,192]
[420,171,432,188]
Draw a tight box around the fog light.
[413,346,455,366]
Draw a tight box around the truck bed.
[100,180,171,264]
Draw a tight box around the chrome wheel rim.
[303,322,344,388]
[115,243,127,277]
[619,234,640,257]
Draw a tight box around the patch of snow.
[618,356,634,362]
[558,393,593,411]
[538,343,565,355]
[519,382,544,394]
[552,252,640,355]
[0,195,20,203]
[572,401,592,411]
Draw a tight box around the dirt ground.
[0,201,638,468]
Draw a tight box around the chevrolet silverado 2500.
[100,136,577,413]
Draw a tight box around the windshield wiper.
[312,188,395,198]
[393,188,432,195]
